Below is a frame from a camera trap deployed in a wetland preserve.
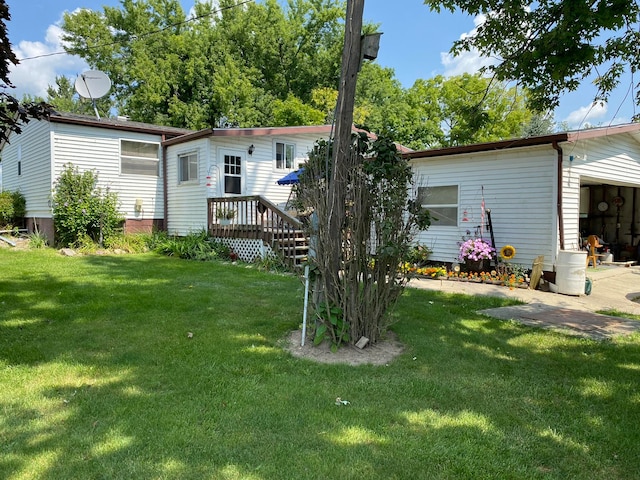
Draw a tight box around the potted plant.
[216,207,235,225]
[458,238,494,272]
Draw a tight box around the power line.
[17,0,254,63]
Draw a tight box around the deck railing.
[207,195,306,264]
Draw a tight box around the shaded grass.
[1,248,639,479]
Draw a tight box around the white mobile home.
[1,113,190,240]
[1,113,333,243]
[406,124,640,270]
[163,125,334,235]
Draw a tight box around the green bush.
[0,190,26,227]
[149,230,232,261]
[52,164,124,247]
[103,233,149,253]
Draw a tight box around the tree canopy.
[58,0,547,146]
[61,0,344,129]
[425,0,640,114]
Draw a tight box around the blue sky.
[4,0,637,129]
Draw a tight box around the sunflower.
[500,245,516,260]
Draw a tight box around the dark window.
[224,154,242,194]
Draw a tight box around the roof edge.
[404,122,640,159]
[162,125,335,147]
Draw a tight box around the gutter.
[162,135,168,232]
[552,141,565,250]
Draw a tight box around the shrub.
[28,230,48,249]
[103,233,149,253]
[150,230,232,261]
[51,164,124,247]
[405,244,432,266]
[0,190,26,227]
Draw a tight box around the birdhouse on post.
[360,32,382,69]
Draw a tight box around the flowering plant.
[458,238,495,262]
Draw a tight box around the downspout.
[162,135,168,232]
[552,141,565,250]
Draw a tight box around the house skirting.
[26,218,54,243]
[124,218,164,235]
[24,217,164,245]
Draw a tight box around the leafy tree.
[0,1,52,146]
[425,0,640,114]
[295,135,431,348]
[354,62,411,139]
[60,0,345,128]
[433,73,532,146]
[521,112,556,137]
[52,164,124,247]
[356,70,535,149]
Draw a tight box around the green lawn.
[1,248,639,479]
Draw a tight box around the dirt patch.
[0,235,30,249]
[284,329,405,366]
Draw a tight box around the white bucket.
[556,250,587,295]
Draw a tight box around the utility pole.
[324,0,365,289]
[332,0,365,168]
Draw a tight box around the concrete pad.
[408,265,640,340]
[479,304,640,340]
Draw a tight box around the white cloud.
[564,102,608,129]
[9,22,88,99]
[440,14,497,77]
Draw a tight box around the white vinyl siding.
[165,140,210,235]
[120,140,159,176]
[165,133,322,235]
[51,125,165,219]
[1,120,52,217]
[412,146,557,269]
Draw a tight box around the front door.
[222,150,244,195]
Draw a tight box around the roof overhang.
[162,125,336,147]
[404,122,640,160]
[49,113,192,139]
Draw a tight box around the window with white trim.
[275,141,295,170]
[418,185,459,226]
[120,140,159,176]
[178,152,198,183]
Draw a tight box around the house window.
[275,141,295,170]
[224,154,242,194]
[418,185,459,226]
[178,152,198,183]
[17,161,21,176]
[121,140,159,176]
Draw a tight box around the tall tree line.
[56,0,545,148]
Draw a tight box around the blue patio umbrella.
[276,168,304,185]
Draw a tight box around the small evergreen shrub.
[51,163,124,247]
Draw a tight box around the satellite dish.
[75,70,111,99]
[75,70,111,119]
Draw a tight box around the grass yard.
[1,248,639,479]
